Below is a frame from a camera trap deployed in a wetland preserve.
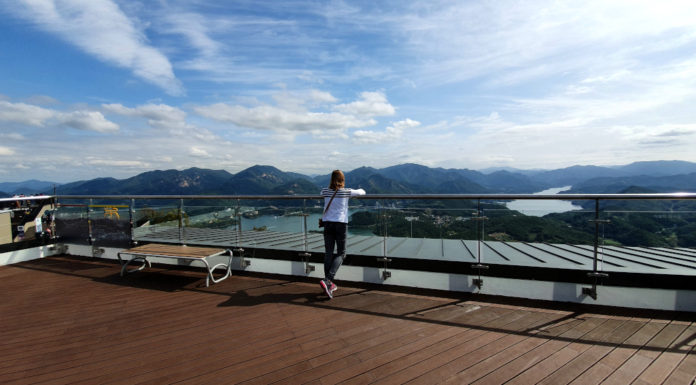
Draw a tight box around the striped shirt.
[320,187,366,223]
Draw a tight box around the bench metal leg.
[117,252,152,276]
[120,256,151,277]
[203,249,233,287]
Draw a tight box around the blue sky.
[1,0,696,183]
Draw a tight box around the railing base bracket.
[377,257,392,280]
[49,244,68,254]
[92,245,104,258]
[582,287,598,300]
[233,248,250,268]
[299,252,314,274]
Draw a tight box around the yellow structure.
[0,211,11,244]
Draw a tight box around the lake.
[187,188,584,234]
[505,186,584,216]
[186,209,373,235]
[237,211,375,235]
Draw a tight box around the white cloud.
[156,156,174,163]
[161,12,221,59]
[189,147,211,158]
[86,159,149,168]
[272,89,339,111]
[12,0,182,95]
[0,146,15,156]
[0,100,119,132]
[197,104,374,133]
[194,91,396,135]
[153,7,320,85]
[103,103,190,132]
[60,111,119,133]
[353,118,420,144]
[334,91,396,117]
[614,123,696,144]
[308,90,338,104]
[103,103,184,121]
[0,101,55,126]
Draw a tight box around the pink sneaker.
[320,279,333,299]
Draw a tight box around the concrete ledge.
[0,244,64,266]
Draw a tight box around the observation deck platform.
[2,255,694,384]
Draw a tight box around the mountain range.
[2,160,696,197]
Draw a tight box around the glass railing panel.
[599,199,696,275]
[346,199,380,236]
[54,202,90,245]
[353,199,481,262]
[88,201,132,247]
[235,202,308,252]
[184,203,237,229]
[300,198,324,256]
[132,203,182,243]
[167,199,325,252]
[344,199,388,261]
[174,201,239,247]
[485,199,596,271]
[236,204,304,233]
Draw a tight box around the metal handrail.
[54,192,696,200]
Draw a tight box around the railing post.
[472,199,489,289]
[378,202,391,279]
[303,210,308,252]
[87,198,93,245]
[236,198,243,234]
[477,200,482,264]
[129,198,137,246]
[233,198,248,268]
[592,198,600,272]
[178,198,186,245]
[584,198,609,299]
[440,221,444,258]
[299,199,314,274]
[49,196,57,241]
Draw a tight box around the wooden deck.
[1,255,694,384]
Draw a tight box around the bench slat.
[123,244,226,259]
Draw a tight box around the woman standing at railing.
[320,170,366,299]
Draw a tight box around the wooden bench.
[117,244,233,286]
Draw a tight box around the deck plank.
[599,321,690,384]
[469,314,611,384]
[0,255,694,385]
[633,322,696,384]
[566,320,671,384]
